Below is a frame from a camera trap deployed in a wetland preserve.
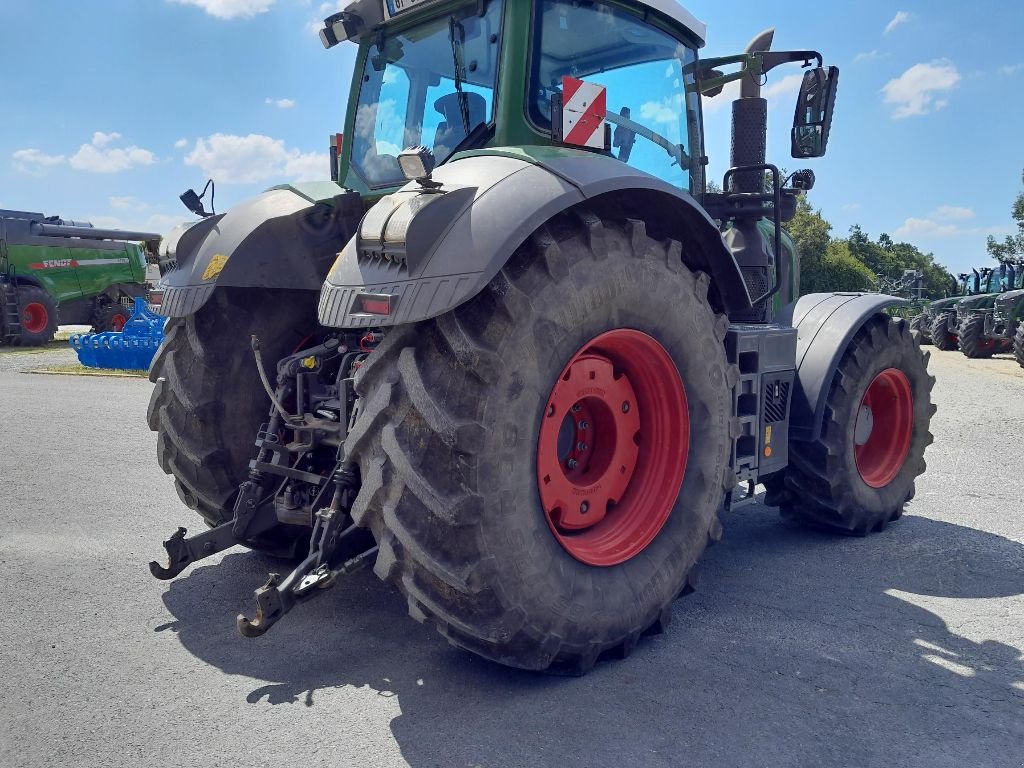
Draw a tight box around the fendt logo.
[30,259,77,269]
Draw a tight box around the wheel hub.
[21,302,47,334]
[854,368,914,489]
[537,329,689,566]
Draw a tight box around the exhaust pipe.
[731,28,774,193]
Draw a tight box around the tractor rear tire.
[92,302,133,333]
[958,314,998,359]
[147,288,320,554]
[769,315,935,534]
[10,285,58,346]
[1014,322,1024,368]
[930,315,958,351]
[345,210,734,673]
[909,314,931,345]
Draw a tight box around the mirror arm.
[758,50,823,75]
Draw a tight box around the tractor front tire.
[346,210,734,673]
[1014,322,1024,368]
[909,314,931,345]
[147,288,319,553]
[11,285,58,346]
[958,314,997,358]
[930,315,958,351]
[770,315,934,534]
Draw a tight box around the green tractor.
[148,0,934,673]
[926,268,994,351]
[0,209,159,346]
[956,262,1021,358]
[910,273,968,345]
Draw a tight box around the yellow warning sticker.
[202,253,229,281]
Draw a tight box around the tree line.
[787,197,954,298]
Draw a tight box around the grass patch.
[28,363,147,378]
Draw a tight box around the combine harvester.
[0,210,159,345]
[146,0,935,673]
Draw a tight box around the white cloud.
[167,0,274,20]
[998,63,1024,76]
[174,138,189,149]
[92,131,122,147]
[183,133,326,184]
[69,133,156,173]
[639,94,685,125]
[931,205,974,221]
[842,202,862,212]
[109,196,149,211]
[89,213,187,236]
[762,73,804,101]
[265,97,296,109]
[853,50,889,64]
[882,60,960,119]
[12,148,66,174]
[884,11,913,35]
[894,216,1010,239]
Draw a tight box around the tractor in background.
[147,0,934,673]
[967,261,1024,364]
[947,264,1014,356]
[925,267,996,351]
[0,210,160,346]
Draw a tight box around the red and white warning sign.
[561,75,607,149]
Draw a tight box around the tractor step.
[0,280,22,342]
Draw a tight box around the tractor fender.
[779,293,908,443]
[156,182,364,318]
[318,150,751,328]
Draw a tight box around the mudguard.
[779,293,908,443]
[318,148,751,328]
[156,182,363,317]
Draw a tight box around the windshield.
[528,0,702,191]
[350,0,503,188]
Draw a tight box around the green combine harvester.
[0,210,159,346]
[147,0,935,673]
[959,261,1024,362]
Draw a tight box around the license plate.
[383,0,443,19]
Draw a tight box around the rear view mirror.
[791,66,839,159]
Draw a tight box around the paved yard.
[1,347,1022,768]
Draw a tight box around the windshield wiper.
[448,17,472,135]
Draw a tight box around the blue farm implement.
[70,297,165,370]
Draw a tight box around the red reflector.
[359,297,391,315]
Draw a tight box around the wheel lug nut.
[580,502,589,514]
[567,459,578,470]
[571,403,582,413]
[577,442,587,452]
[622,401,630,413]
[578,420,589,429]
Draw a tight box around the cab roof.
[635,0,706,46]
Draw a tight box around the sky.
[1,0,1022,274]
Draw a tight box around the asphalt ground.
[1,345,1022,768]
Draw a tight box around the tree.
[986,168,1024,261]
[786,197,831,294]
[821,240,876,292]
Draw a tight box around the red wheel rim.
[111,312,129,332]
[22,302,48,333]
[854,368,914,488]
[537,329,689,566]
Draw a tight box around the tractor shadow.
[159,507,1024,767]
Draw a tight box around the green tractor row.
[957,261,1024,363]
[0,209,160,346]
[913,265,1008,352]
[147,0,934,673]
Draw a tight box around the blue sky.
[1,0,1022,274]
